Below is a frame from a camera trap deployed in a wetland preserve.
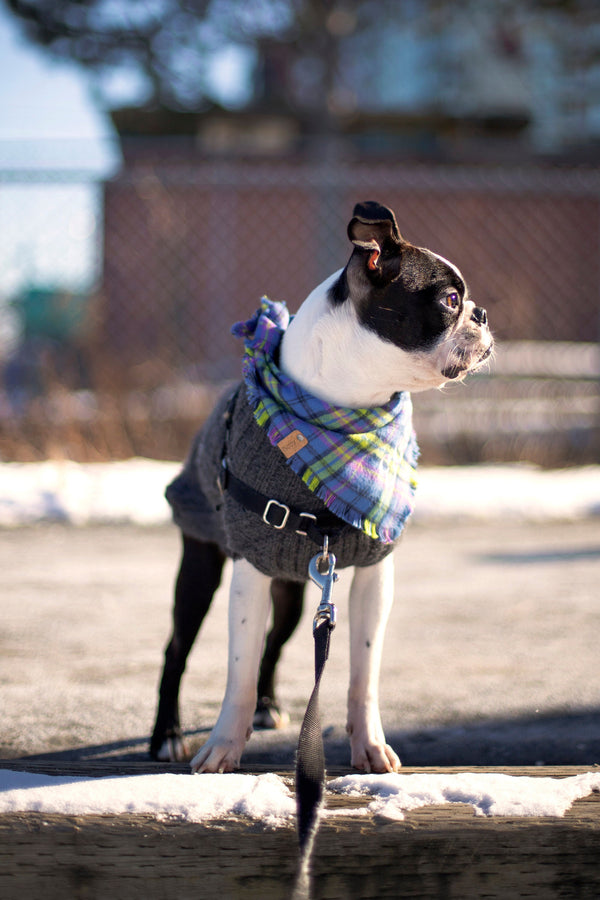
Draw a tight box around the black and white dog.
[150,201,493,774]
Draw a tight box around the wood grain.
[1,763,599,899]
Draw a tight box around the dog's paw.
[190,720,253,773]
[350,740,401,774]
[253,698,290,731]
[190,737,245,774]
[150,729,189,762]
[347,720,401,773]
[191,702,255,773]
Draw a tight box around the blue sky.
[0,8,120,328]
[0,7,250,317]
[0,4,250,164]
[0,7,118,171]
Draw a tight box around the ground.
[1,520,599,767]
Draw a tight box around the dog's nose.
[471,306,488,327]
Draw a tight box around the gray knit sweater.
[166,386,397,581]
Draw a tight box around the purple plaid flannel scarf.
[231,299,419,543]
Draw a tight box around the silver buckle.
[263,499,290,529]
[296,512,317,536]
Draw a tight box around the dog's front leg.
[191,559,271,773]
[347,553,401,773]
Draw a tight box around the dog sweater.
[166,387,400,581]
[166,299,419,582]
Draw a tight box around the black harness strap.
[223,467,342,546]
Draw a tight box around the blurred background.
[1,0,599,467]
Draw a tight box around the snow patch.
[328,771,600,820]
[1,769,599,825]
[1,459,599,528]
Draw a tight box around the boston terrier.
[150,201,493,773]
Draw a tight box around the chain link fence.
[1,156,599,465]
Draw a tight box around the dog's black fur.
[150,535,304,760]
[334,201,486,358]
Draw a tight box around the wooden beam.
[1,764,599,899]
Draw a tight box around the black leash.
[293,547,338,900]
[217,390,339,896]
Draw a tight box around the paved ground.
[2,519,599,768]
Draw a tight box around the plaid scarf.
[231,299,419,544]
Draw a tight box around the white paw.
[190,718,253,774]
[347,721,401,773]
[190,738,243,774]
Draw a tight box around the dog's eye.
[444,291,460,310]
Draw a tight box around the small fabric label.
[277,430,308,458]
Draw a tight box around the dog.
[150,200,493,773]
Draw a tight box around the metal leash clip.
[308,536,338,632]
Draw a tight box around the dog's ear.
[348,201,404,271]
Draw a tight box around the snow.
[1,769,599,825]
[0,458,179,527]
[1,458,600,528]
[328,771,600,820]
[0,770,295,828]
[415,464,600,522]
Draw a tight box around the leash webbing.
[293,593,336,898]
[219,390,337,896]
